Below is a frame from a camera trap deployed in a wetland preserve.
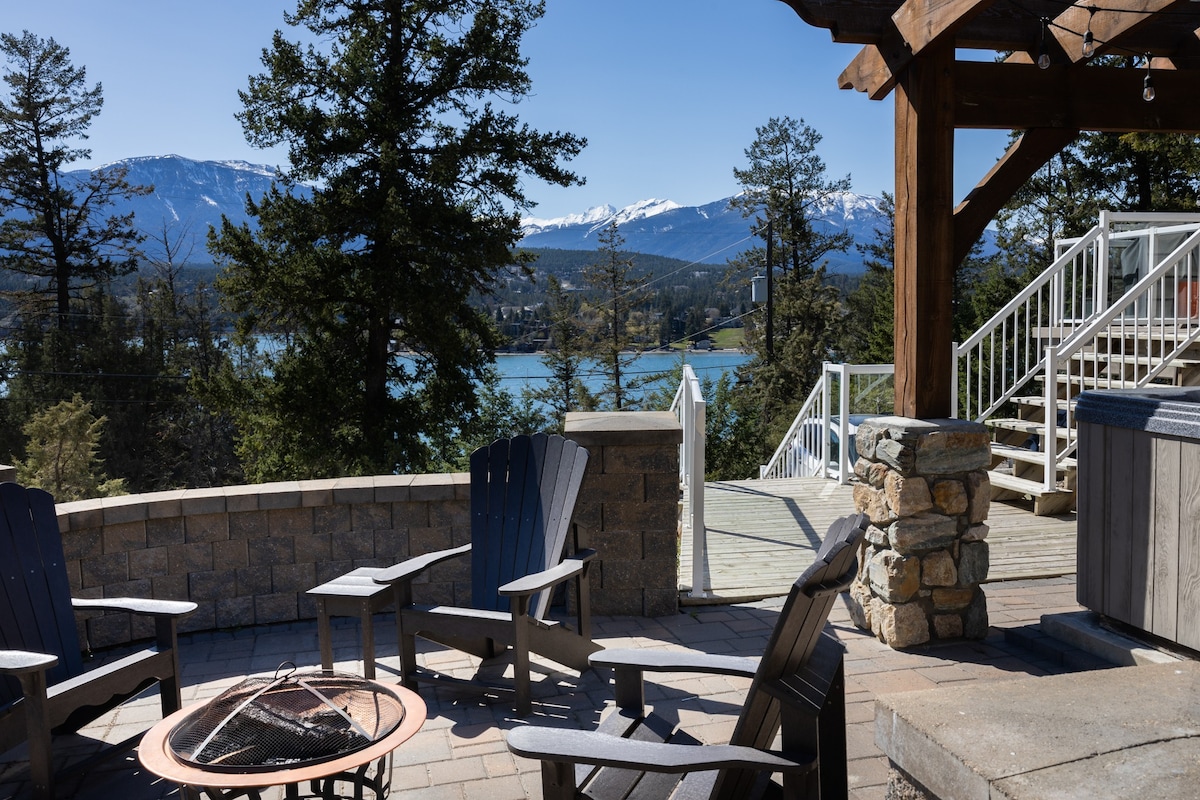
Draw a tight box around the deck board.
[679,477,1077,604]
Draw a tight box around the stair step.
[988,470,1076,515]
[1071,352,1200,369]
[990,443,1077,471]
[1012,396,1077,411]
[1001,624,1115,671]
[988,470,1057,496]
[985,418,1073,440]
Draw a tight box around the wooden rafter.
[953,128,1079,266]
[840,0,997,99]
[1051,0,1187,64]
[779,0,1200,418]
[955,61,1200,131]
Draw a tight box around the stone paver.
[0,576,1093,800]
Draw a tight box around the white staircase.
[955,212,1200,515]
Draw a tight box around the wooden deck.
[679,477,1077,605]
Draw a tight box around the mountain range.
[68,155,909,273]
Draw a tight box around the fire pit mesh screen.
[167,666,404,772]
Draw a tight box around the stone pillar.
[847,417,992,648]
[565,411,682,617]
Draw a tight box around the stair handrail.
[952,223,1105,422]
[1043,224,1200,487]
[759,362,894,482]
[760,370,826,480]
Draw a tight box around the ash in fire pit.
[167,664,404,772]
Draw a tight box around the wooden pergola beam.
[840,0,996,99]
[953,128,1079,267]
[894,45,956,419]
[955,61,1200,131]
[1051,0,1186,64]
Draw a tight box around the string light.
[1142,55,1155,101]
[1082,6,1097,58]
[1037,17,1052,69]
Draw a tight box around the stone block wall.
[847,417,992,648]
[565,411,683,617]
[57,475,472,649]
[48,411,684,651]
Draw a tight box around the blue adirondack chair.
[374,433,599,715]
[0,482,196,800]
[508,513,870,799]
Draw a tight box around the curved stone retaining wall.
[57,475,472,649]
[49,412,683,651]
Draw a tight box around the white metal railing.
[759,363,893,482]
[670,364,707,598]
[953,211,1200,491]
[1043,225,1200,487]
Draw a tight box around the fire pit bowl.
[139,666,427,800]
[167,666,404,772]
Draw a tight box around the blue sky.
[4,0,1012,220]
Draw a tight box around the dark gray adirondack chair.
[507,513,870,800]
[374,433,598,715]
[0,482,196,800]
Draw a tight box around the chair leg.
[317,600,335,672]
[20,670,53,800]
[512,596,532,716]
[359,601,376,680]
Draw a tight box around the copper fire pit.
[139,666,426,800]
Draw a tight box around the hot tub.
[1075,386,1200,652]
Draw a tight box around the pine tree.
[208,0,585,479]
[582,222,648,410]
[0,31,150,329]
[530,273,596,426]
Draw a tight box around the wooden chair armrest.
[498,549,597,597]
[589,648,759,678]
[507,727,816,774]
[72,597,197,618]
[373,543,472,584]
[0,650,58,676]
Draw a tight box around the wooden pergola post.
[893,45,955,418]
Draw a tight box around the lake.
[488,350,751,405]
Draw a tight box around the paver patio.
[0,574,1098,800]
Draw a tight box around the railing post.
[951,341,959,419]
[1044,345,1058,493]
[821,364,833,480]
[837,363,852,484]
[689,396,706,599]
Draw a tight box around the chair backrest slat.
[469,434,588,616]
[714,513,868,799]
[0,483,84,705]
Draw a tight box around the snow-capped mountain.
[519,192,894,273]
[62,155,924,273]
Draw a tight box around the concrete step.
[1001,623,1114,672]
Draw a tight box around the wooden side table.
[307,567,399,679]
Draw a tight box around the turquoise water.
[488,350,751,404]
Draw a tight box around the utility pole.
[765,219,774,364]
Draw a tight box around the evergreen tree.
[529,273,595,427]
[0,31,149,329]
[208,0,585,479]
[842,193,895,365]
[15,394,125,501]
[582,221,647,410]
[729,117,852,445]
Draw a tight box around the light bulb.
[1038,52,1052,69]
[1143,73,1156,102]
[1082,31,1095,59]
